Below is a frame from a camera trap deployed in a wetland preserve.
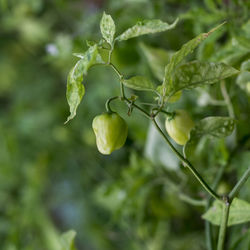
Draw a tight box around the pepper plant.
[65,12,250,250]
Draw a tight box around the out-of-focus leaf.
[202,198,250,226]
[65,45,104,123]
[139,43,174,81]
[116,18,178,41]
[60,230,77,250]
[241,59,250,71]
[237,59,250,94]
[122,76,155,92]
[163,61,239,98]
[162,23,225,98]
[100,12,115,45]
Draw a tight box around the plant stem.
[105,96,119,113]
[109,63,123,79]
[179,193,206,206]
[220,80,234,119]
[205,163,227,250]
[229,167,250,201]
[151,118,221,201]
[124,97,151,118]
[108,61,220,201]
[205,221,213,250]
[217,197,230,250]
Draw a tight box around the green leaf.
[162,22,225,97]
[237,59,250,94]
[202,198,250,226]
[139,43,174,81]
[60,230,77,250]
[116,18,178,41]
[65,45,104,123]
[241,59,250,71]
[184,117,235,156]
[100,12,115,45]
[193,117,235,138]
[122,76,155,92]
[164,61,239,97]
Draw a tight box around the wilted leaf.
[116,18,178,41]
[202,198,250,226]
[65,45,104,123]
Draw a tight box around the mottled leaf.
[116,18,178,41]
[65,45,104,123]
[184,117,235,156]
[122,76,155,91]
[165,61,239,98]
[162,23,225,97]
[202,198,250,226]
[100,12,115,45]
[60,230,76,250]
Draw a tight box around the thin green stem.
[179,194,206,207]
[205,163,227,250]
[107,61,220,202]
[107,46,113,64]
[105,96,119,113]
[120,82,125,99]
[124,98,151,118]
[155,109,174,117]
[151,118,220,201]
[220,80,235,118]
[217,197,230,250]
[205,221,213,250]
[109,63,123,79]
[229,167,250,201]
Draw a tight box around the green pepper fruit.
[165,109,194,145]
[92,112,128,155]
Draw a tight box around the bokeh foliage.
[0,0,249,249]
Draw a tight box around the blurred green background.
[0,0,249,249]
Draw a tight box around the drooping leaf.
[202,198,250,226]
[60,230,77,250]
[116,18,178,41]
[100,12,115,45]
[184,117,235,156]
[139,43,174,81]
[122,76,156,92]
[163,61,239,98]
[65,45,104,123]
[162,22,225,98]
